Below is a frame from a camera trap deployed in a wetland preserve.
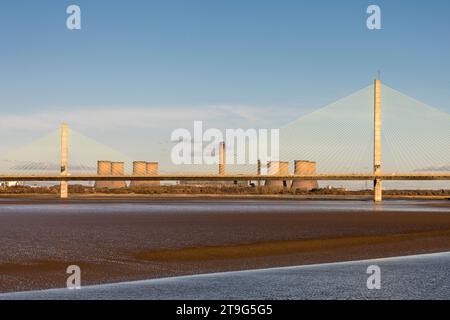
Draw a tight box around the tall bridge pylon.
[60,123,68,199]
[373,79,382,202]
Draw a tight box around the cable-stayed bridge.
[0,79,449,201]
[1,173,448,182]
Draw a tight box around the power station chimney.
[373,79,382,202]
[219,142,226,176]
[60,123,68,198]
[257,159,261,187]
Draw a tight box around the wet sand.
[4,252,450,300]
[0,197,449,293]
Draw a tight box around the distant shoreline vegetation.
[0,185,449,197]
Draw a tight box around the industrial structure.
[291,160,319,191]
[129,161,147,187]
[111,162,126,188]
[17,78,441,201]
[128,161,160,187]
[265,161,290,189]
[179,142,244,186]
[219,142,226,176]
[92,160,160,189]
[94,161,113,189]
[146,162,160,186]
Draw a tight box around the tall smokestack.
[373,79,382,202]
[291,160,319,191]
[219,142,226,176]
[257,159,261,187]
[60,123,68,198]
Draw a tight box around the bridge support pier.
[374,179,382,202]
[60,123,68,199]
[373,79,382,202]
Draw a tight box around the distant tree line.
[0,184,449,197]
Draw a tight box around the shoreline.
[0,199,450,293]
[0,193,449,201]
[3,250,450,297]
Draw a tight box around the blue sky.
[0,0,449,159]
[1,0,450,112]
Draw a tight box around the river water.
[0,198,448,214]
[0,198,449,299]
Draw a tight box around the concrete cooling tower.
[291,160,319,191]
[129,161,146,187]
[94,160,113,189]
[111,161,126,189]
[146,162,160,186]
[130,161,159,187]
[265,161,289,189]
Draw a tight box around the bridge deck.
[0,174,449,181]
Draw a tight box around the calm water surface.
[0,199,448,215]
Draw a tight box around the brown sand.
[0,198,449,293]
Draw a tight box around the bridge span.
[3,79,448,202]
[1,173,449,182]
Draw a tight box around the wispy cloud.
[0,105,296,132]
[9,161,95,171]
[415,164,450,172]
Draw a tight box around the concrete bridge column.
[373,79,382,202]
[374,179,382,202]
[60,123,68,199]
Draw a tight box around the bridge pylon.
[60,123,68,199]
[373,79,382,202]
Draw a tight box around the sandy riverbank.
[0,198,449,293]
